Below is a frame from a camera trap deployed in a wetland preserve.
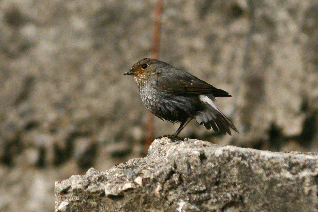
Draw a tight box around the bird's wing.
[154,69,231,97]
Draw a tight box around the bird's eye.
[141,63,148,69]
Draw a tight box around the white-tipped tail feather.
[196,95,238,135]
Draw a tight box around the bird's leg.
[173,117,193,137]
[157,118,193,140]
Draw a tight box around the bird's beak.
[124,69,134,75]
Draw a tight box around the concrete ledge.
[55,137,318,211]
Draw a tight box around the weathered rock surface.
[55,137,318,212]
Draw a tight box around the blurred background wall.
[0,0,317,211]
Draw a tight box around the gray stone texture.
[0,0,317,211]
[55,137,318,212]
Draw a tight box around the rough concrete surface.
[55,137,318,212]
[0,0,317,211]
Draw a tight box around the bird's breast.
[138,80,202,122]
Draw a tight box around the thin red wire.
[146,0,163,151]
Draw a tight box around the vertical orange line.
[151,0,163,59]
[146,0,163,151]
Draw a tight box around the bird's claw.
[156,134,184,141]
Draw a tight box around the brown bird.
[124,58,238,137]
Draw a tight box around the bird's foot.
[156,134,184,141]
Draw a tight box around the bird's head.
[124,58,164,84]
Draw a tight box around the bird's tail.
[196,95,238,135]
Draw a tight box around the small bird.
[124,58,238,137]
